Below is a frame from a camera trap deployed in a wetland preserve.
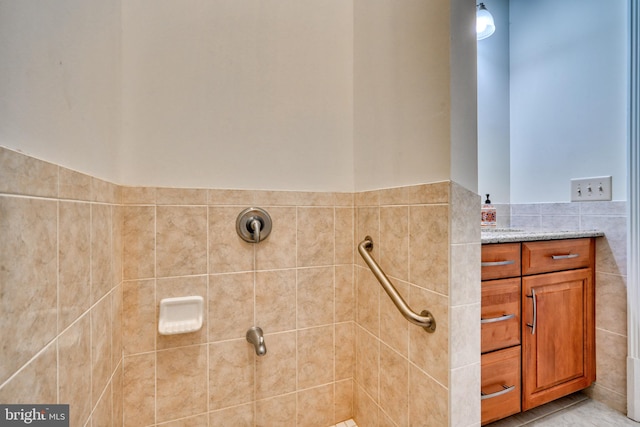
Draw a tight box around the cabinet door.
[522,268,595,411]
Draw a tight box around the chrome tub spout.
[246,326,267,356]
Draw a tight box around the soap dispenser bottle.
[481,194,497,228]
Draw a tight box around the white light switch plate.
[570,176,612,202]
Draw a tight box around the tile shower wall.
[0,147,123,426]
[1,147,482,426]
[121,187,356,426]
[509,202,629,413]
[353,183,481,427]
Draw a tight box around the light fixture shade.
[477,3,496,40]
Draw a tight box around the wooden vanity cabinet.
[521,239,596,411]
[480,238,596,424]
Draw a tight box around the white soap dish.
[158,296,204,335]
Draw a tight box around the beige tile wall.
[1,146,483,427]
[0,147,123,426]
[121,187,357,426]
[353,182,481,427]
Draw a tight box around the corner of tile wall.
[353,181,481,427]
[0,146,123,425]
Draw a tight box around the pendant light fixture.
[476,3,496,40]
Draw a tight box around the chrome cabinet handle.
[481,260,515,267]
[551,253,579,260]
[481,313,515,324]
[526,288,537,335]
[481,384,516,400]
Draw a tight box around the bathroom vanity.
[480,230,603,425]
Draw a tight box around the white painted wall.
[1,0,478,194]
[0,0,121,182]
[353,0,477,193]
[509,0,627,203]
[478,0,627,204]
[120,0,354,191]
[477,0,510,204]
[450,0,480,195]
[353,0,450,191]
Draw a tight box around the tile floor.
[487,392,640,427]
[331,420,357,427]
[334,393,640,427]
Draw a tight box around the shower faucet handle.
[249,218,262,243]
[236,207,272,243]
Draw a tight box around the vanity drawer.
[481,278,521,353]
[522,238,593,276]
[481,346,521,425]
[481,243,521,280]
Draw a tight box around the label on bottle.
[481,206,497,228]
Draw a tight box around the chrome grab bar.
[357,236,436,333]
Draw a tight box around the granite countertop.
[481,228,605,244]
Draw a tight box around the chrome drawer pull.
[481,260,515,267]
[551,253,580,260]
[481,313,515,324]
[526,289,537,335]
[481,384,516,400]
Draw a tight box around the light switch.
[570,176,612,202]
